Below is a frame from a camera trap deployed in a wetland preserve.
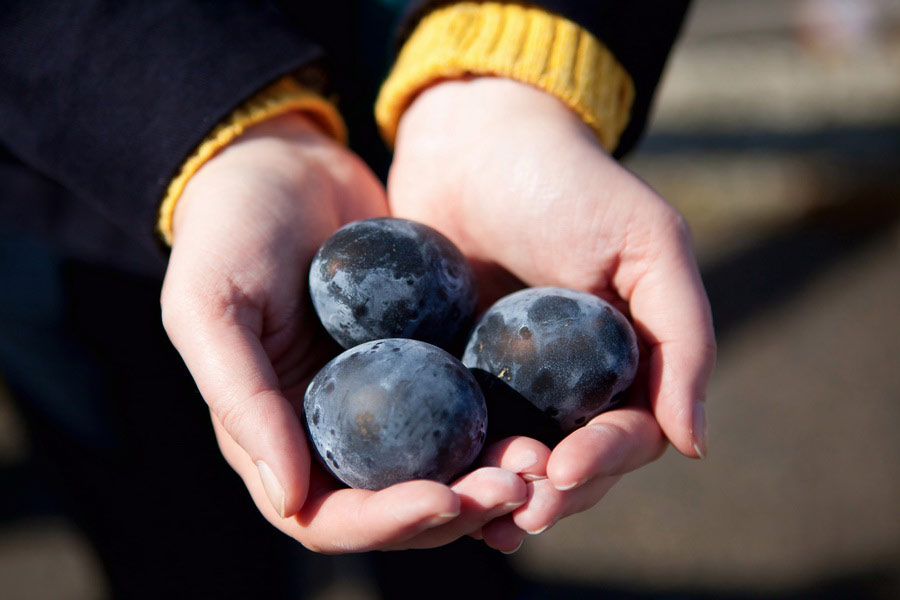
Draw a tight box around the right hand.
[387,78,716,552]
[160,113,529,552]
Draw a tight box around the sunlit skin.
[159,74,716,555]
[388,77,716,551]
[162,114,531,553]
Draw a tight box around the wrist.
[397,77,596,151]
[172,112,339,244]
[160,77,346,246]
[388,77,620,272]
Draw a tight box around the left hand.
[387,77,716,552]
[160,113,529,553]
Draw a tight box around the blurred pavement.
[2,1,899,598]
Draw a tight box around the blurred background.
[2,0,898,597]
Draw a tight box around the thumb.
[162,295,310,518]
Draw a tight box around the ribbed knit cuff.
[157,76,346,246]
[375,2,635,152]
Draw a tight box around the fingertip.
[551,477,587,492]
[384,480,460,527]
[174,318,315,516]
[210,406,310,519]
[511,479,566,535]
[452,466,528,509]
[547,409,665,490]
[257,460,287,518]
[261,414,312,518]
[655,384,708,460]
[546,453,585,493]
[691,399,708,458]
[480,436,551,481]
[287,480,461,552]
[482,515,527,554]
[545,424,620,490]
[626,229,715,462]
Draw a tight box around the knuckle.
[214,396,252,440]
[667,211,694,247]
[212,390,280,449]
[159,285,180,334]
[159,299,181,338]
[159,285,210,338]
[694,334,718,375]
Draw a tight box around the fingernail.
[502,499,527,510]
[521,474,547,482]
[424,511,460,528]
[507,449,538,473]
[257,461,286,518]
[554,477,589,492]
[526,518,558,536]
[500,539,524,555]
[691,401,708,459]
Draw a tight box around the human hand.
[388,77,716,551]
[160,113,529,552]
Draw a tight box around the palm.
[393,143,631,294]
[162,113,534,553]
[387,78,715,547]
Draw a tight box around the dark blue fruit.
[304,339,488,490]
[309,218,477,351]
[462,287,639,441]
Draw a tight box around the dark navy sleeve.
[0,1,324,252]
[398,1,691,157]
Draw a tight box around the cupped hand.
[160,113,528,552]
[388,78,716,551]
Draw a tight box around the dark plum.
[462,287,639,441]
[309,218,477,351]
[304,338,487,491]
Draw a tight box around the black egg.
[462,287,639,441]
[304,339,487,491]
[309,218,477,351]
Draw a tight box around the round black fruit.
[462,287,639,440]
[304,338,488,491]
[309,217,477,351]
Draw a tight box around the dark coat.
[0,1,688,276]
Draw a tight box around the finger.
[479,436,551,482]
[513,475,623,539]
[546,405,665,491]
[626,215,716,458]
[395,467,527,549]
[163,302,310,518]
[482,514,527,554]
[213,414,461,553]
[556,475,621,520]
[510,478,567,535]
[294,480,462,553]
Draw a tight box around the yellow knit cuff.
[157,76,346,245]
[375,2,634,152]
